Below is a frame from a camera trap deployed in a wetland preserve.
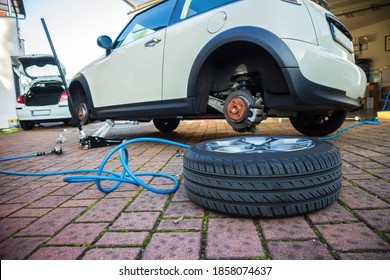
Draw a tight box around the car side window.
[178,0,238,20]
[113,0,175,49]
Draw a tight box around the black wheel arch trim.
[69,73,95,115]
[187,26,299,102]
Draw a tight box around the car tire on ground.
[183,136,342,218]
[153,118,180,132]
[20,121,35,130]
[289,110,347,137]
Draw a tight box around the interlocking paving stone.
[28,246,86,260]
[308,202,359,224]
[77,198,129,222]
[48,223,109,245]
[83,248,141,260]
[142,232,202,260]
[72,189,106,200]
[354,180,390,198]
[0,217,36,240]
[0,203,27,217]
[338,252,390,260]
[206,218,265,259]
[110,212,160,231]
[50,184,89,196]
[95,231,149,246]
[157,219,203,231]
[0,237,48,259]
[10,208,52,218]
[163,202,205,218]
[126,191,169,211]
[28,195,72,208]
[16,208,84,236]
[354,209,390,231]
[267,239,334,260]
[60,199,97,207]
[316,223,390,251]
[343,173,377,180]
[339,187,388,209]
[6,188,55,204]
[104,190,139,199]
[171,183,191,202]
[259,216,317,240]
[352,161,387,169]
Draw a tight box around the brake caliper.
[208,73,267,132]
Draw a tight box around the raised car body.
[70,0,366,136]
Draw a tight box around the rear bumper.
[283,39,366,102]
[16,104,71,121]
[269,39,366,112]
[281,67,362,111]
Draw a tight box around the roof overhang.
[0,0,26,18]
[122,0,163,14]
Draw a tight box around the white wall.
[351,19,390,71]
[0,17,24,128]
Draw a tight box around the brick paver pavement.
[0,119,389,260]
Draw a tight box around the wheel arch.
[69,73,95,116]
[187,26,299,114]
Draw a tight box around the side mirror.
[97,35,113,56]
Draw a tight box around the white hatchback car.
[15,55,72,130]
[69,0,366,136]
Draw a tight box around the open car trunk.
[25,84,64,106]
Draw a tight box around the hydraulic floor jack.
[42,18,131,149]
[78,120,140,149]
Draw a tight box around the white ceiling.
[326,0,390,30]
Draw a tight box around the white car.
[15,54,72,130]
[69,0,366,136]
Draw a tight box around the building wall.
[351,19,390,71]
[0,16,24,128]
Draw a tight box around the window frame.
[112,0,177,49]
[169,0,240,25]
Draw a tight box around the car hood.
[12,54,65,80]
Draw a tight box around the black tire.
[183,136,342,218]
[153,118,180,132]
[20,121,35,130]
[289,110,347,137]
[73,98,90,126]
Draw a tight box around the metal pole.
[40,18,85,138]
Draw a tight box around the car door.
[90,0,176,108]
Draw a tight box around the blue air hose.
[0,138,190,195]
[319,119,381,140]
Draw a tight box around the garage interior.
[327,0,390,112]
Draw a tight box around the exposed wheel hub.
[77,106,87,121]
[225,96,248,122]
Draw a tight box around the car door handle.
[145,38,162,47]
